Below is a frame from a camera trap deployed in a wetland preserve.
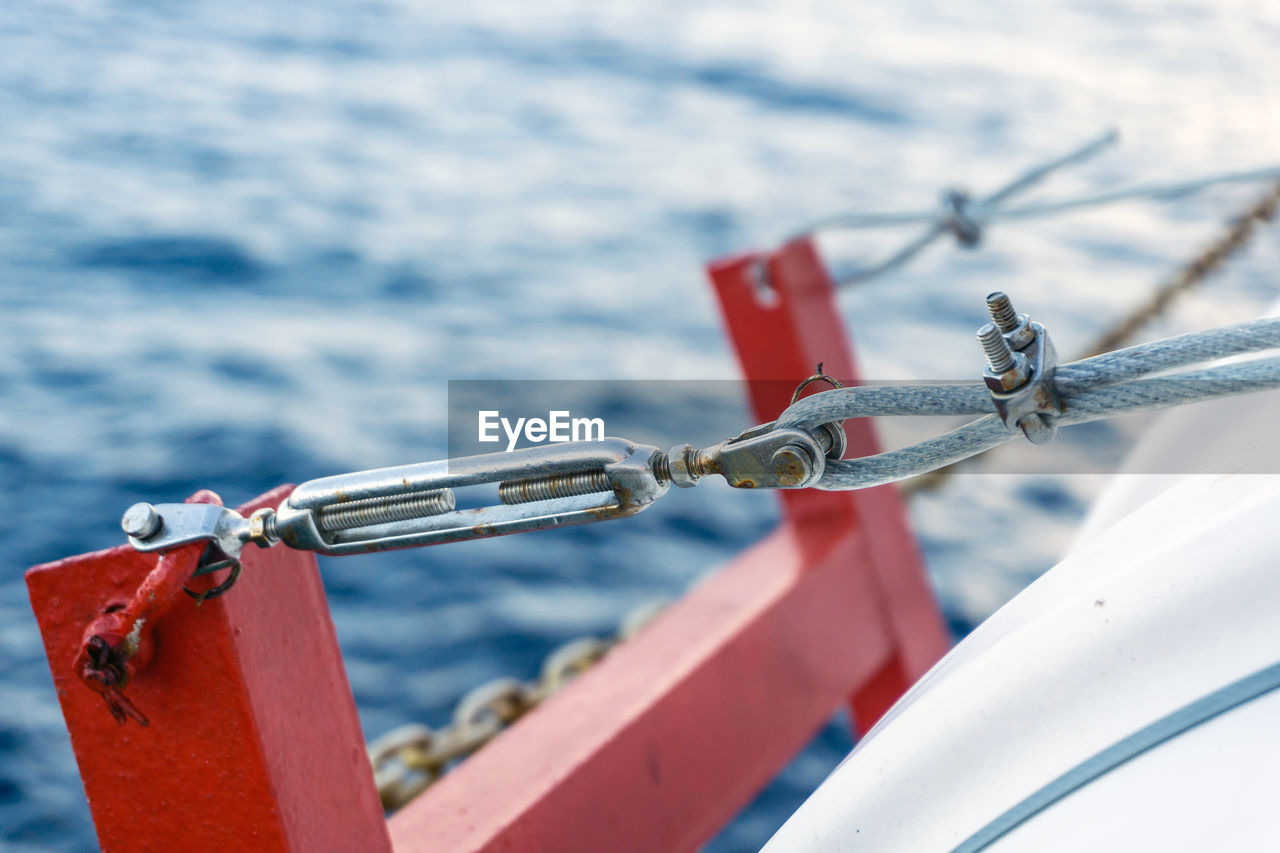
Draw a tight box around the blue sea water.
[1,1,1278,850]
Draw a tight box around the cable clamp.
[978,292,1064,445]
[940,189,983,247]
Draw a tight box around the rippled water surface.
[2,1,1278,849]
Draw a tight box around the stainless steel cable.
[894,181,1280,497]
[990,167,1280,221]
[777,353,1280,491]
[775,317,1280,435]
[789,127,1280,287]
[793,128,1120,234]
[818,129,1122,285]
[1059,317,1280,392]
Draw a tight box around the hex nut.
[982,349,1030,392]
[247,507,279,548]
[665,444,701,488]
[1003,314,1036,351]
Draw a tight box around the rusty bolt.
[770,445,814,488]
[986,291,1035,350]
[978,323,1030,391]
[121,503,162,540]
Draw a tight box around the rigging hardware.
[120,425,847,562]
[978,291,1063,445]
[125,438,668,558]
[901,180,1280,496]
[120,312,1280,563]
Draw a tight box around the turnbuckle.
[124,437,669,557]
[122,419,851,562]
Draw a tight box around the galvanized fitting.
[124,502,262,559]
[977,297,1064,445]
[941,189,983,247]
[272,438,668,555]
[705,425,827,489]
[124,439,671,559]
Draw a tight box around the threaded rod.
[499,470,612,504]
[978,323,1016,373]
[318,489,456,532]
[986,291,1020,333]
[651,447,720,485]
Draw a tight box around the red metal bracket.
[707,237,949,727]
[27,487,391,853]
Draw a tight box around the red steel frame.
[27,237,947,852]
[27,486,392,852]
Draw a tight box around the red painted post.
[706,237,949,728]
[26,486,391,853]
[386,237,948,851]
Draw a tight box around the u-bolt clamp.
[977,291,1064,445]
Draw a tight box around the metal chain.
[899,180,1280,498]
[1077,180,1280,358]
[368,599,669,811]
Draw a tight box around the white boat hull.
[764,349,1280,851]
